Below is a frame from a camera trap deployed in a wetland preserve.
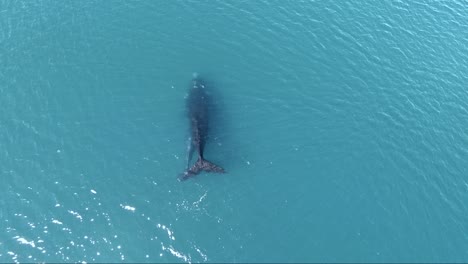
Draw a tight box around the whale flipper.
[179,157,225,181]
[186,137,195,170]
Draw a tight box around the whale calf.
[178,74,225,181]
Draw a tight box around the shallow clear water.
[2,0,468,262]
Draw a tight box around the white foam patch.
[195,246,208,261]
[161,244,190,263]
[168,246,190,263]
[193,192,207,207]
[157,223,175,240]
[52,219,63,225]
[14,236,35,248]
[120,204,136,212]
[68,210,83,221]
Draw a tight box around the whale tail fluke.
[178,157,225,181]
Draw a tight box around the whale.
[178,74,225,181]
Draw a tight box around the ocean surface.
[2,0,468,262]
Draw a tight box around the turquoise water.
[2,0,468,262]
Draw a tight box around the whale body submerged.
[178,74,225,181]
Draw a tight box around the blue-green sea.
[2,0,468,262]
